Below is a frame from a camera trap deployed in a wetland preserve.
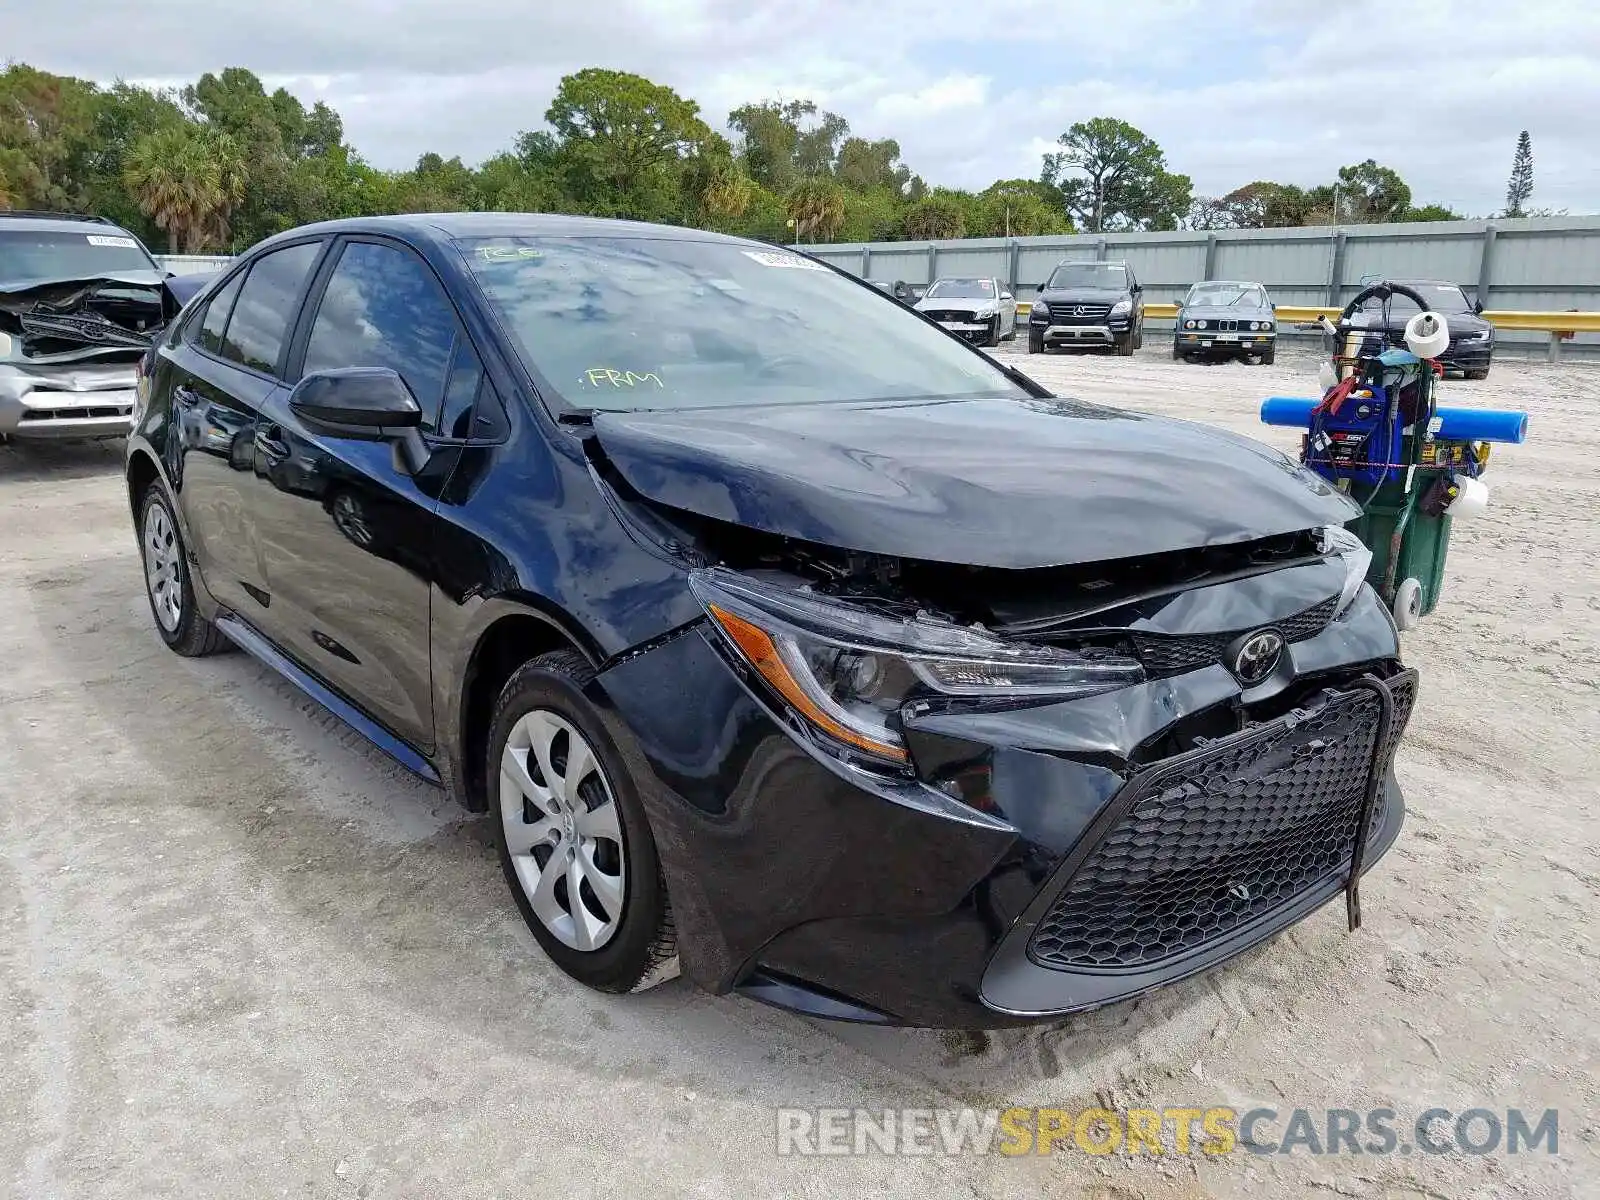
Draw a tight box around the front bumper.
[593,581,1413,1027]
[1033,313,1135,347]
[1437,342,1493,371]
[0,365,138,439]
[1176,329,1276,354]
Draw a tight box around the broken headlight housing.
[688,567,1145,766]
[1320,524,1374,617]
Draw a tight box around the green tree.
[546,68,713,220]
[903,192,967,240]
[1040,117,1191,231]
[975,179,1071,236]
[1399,203,1464,222]
[1330,159,1411,223]
[727,99,808,192]
[784,177,846,242]
[123,125,245,252]
[1199,181,1312,228]
[1504,131,1533,218]
[836,136,910,193]
[0,64,98,210]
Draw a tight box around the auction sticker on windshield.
[741,250,827,270]
[86,235,139,248]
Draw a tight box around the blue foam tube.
[1260,397,1529,444]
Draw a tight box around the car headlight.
[1195,319,1210,331]
[1250,321,1262,331]
[1110,299,1132,315]
[1319,525,1374,618]
[1032,301,1049,319]
[689,567,1144,766]
[1466,328,1492,342]
[1184,319,1196,330]
[1261,320,1274,332]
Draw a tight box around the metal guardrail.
[1016,301,1600,331]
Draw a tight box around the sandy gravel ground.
[1,344,1596,1199]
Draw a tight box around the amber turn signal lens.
[707,604,909,763]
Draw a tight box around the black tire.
[1171,342,1183,361]
[489,649,678,995]
[983,317,1001,348]
[1113,334,1135,357]
[1261,344,1277,365]
[1027,332,1044,354]
[1466,367,1489,380]
[138,484,228,657]
[1132,321,1144,351]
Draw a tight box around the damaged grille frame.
[979,668,1416,1017]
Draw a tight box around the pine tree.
[1504,131,1533,218]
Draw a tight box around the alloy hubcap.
[143,502,183,632]
[499,710,626,951]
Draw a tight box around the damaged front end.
[0,273,186,439]
[587,447,1415,1026]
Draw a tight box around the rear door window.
[301,240,459,433]
[218,241,322,376]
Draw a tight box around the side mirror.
[1474,299,1485,314]
[289,367,429,474]
[1000,291,1013,301]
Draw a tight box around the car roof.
[250,212,757,253]
[0,212,136,237]
[1191,279,1264,288]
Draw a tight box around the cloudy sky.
[4,0,1597,216]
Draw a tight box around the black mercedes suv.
[126,214,1416,1027]
[1028,259,1145,356]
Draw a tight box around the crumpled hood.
[592,396,1359,569]
[0,272,173,361]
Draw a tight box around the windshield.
[925,278,995,299]
[1186,283,1266,308]
[1362,283,1474,315]
[462,237,1026,413]
[1047,262,1127,290]
[0,229,157,283]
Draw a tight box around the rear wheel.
[490,650,678,994]
[138,485,227,657]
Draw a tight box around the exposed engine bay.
[0,274,183,362]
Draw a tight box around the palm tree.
[123,126,243,253]
[784,178,845,243]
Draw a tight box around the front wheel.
[490,649,678,994]
[138,485,227,657]
[1465,366,1490,380]
[1027,332,1044,354]
[1171,343,1183,361]
[1113,334,1135,357]
[984,317,1001,348]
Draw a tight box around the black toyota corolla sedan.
[126,214,1417,1028]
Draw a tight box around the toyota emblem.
[1232,630,1284,685]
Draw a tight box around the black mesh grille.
[1028,673,1416,972]
[1130,595,1339,679]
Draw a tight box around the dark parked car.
[1028,259,1144,356]
[1173,280,1277,364]
[1348,279,1493,378]
[127,214,1417,1028]
[0,211,199,442]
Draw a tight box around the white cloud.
[0,0,1593,215]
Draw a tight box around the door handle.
[253,425,291,467]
